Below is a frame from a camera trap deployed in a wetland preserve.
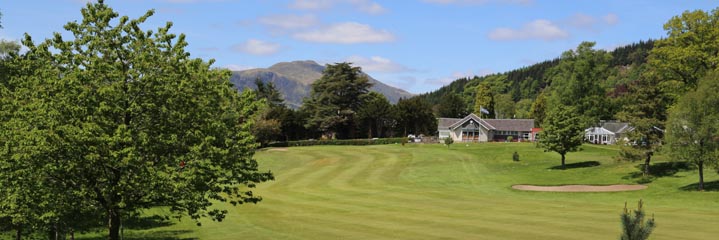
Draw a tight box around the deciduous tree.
[357,92,394,138]
[473,82,495,118]
[1,2,273,239]
[547,42,612,127]
[616,74,670,176]
[649,8,719,98]
[665,70,719,191]
[539,105,584,169]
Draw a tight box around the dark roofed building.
[438,113,535,142]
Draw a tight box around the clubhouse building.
[438,113,536,142]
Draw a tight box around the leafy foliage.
[0,2,273,239]
[357,92,396,138]
[649,8,719,96]
[539,105,585,169]
[473,82,495,118]
[546,41,612,127]
[665,70,719,191]
[436,92,468,118]
[395,97,437,136]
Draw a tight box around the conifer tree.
[620,200,656,240]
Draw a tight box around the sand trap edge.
[512,184,648,192]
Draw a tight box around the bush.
[512,151,520,161]
[507,136,514,142]
[444,137,454,148]
[266,138,407,148]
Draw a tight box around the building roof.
[437,117,461,130]
[447,113,495,130]
[586,127,614,135]
[438,113,534,132]
[484,119,534,132]
[600,121,632,133]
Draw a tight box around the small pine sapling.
[620,199,656,240]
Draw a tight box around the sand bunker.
[512,184,647,192]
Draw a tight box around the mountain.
[230,60,414,108]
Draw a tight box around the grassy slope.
[78,143,718,239]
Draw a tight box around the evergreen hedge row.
[266,138,408,147]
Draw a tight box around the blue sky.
[1,0,717,93]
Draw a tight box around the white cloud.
[423,0,533,5]
[603,13,619,25]
[289,0,386,14]
[258,14,319,30]
[568,13,596,29]
[350,0,387,14]
[289,0,335,10]
[488,19,569,41]
[293,22,395,44]
[233,39,281,56]
[223,64,256,71]
[346,56,413,73]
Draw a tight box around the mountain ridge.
[230,60,414,108]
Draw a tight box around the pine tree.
[620,200,656,240]
[303,62,372,139]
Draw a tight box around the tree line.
[252,62,437,146]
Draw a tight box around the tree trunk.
[15,226,21,240]
[70,228,75,240]
[368,124,373,139]
[561,154,566,169]
[698,160,705,191]
[108,208,121,240]
[643,151,653,176]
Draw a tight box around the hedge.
[266,138,408,148]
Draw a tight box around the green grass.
[74,143,719,239]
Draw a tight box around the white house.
[438,113,535,142]
[585,121,633,144]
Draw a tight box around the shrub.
[507,136,514,142]
[512,151,520,161]
[444,137,454,148]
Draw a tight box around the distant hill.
[230,60,414,108]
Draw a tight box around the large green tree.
[357,92,395,138]
[616,74,671,176]
[530,91,547,127]
[665,71,719,191]
[649,8,719,98]
[473,82,495,118]
[303,62,372,139]
[539,105,585,169]
[547,41,612,127]
[494,93,514,119]
[252,79,285,146]
[1,2,273,239]
[436,92,468,118]
[396,97,437,136]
